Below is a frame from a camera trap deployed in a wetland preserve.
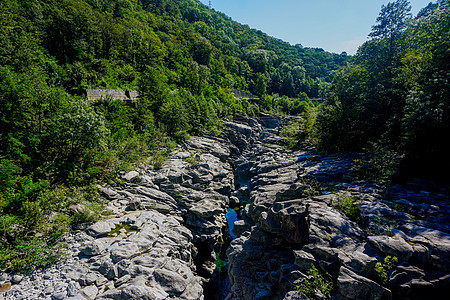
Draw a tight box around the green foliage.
[365,216,398,237]
[299,177,324,198]
[332,193,362,223]
[0,237,65,273]
[369,0,412,40]
[254,73,267,97]
[280,122,301,150]
[312,1,450,181]
[185,153,201,168]
[375,256,398,285]
[353,143,402,183]
[295,265,333,299]
[298,104,320,146]
[214,252,228,273]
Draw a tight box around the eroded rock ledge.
[225,116,450,300]
[2,114,449,300]
[3,135,235,300]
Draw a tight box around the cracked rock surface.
[2,114,449,300]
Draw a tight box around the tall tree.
[254,73,267,98]
[369,0,412,40]
[369,0,412,72]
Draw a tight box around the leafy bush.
[332,193,362,223]
[295,265,333,299]
[353,143,402,183]
[215,253,228,273]
[375,256,398,285]
[312,3,449,181]
[0,237,65,273]
[299,177,324,197]
[186,153,201,168]
[280,121,302,150]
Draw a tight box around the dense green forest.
[0,0,346,271]
[301,0,449,182]
[0,0,448,273]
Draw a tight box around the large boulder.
[258,200,309,245]
[338,267,391,300]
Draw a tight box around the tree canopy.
[308,1,449,182]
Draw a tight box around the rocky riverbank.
[1,114,449,300]
[226,116,450,300]
[1,134,235,299]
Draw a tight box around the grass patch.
[107,224,140,237]
[299,177,324,197]
[185,152,201,168]
[364,216,398,236]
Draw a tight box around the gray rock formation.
[3,114,449,300]
[225,115,450,300]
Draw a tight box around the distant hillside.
[1,0,347,98]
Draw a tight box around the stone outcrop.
[225,115,450,300]
[3,136,234,299]
[2,114,449,300]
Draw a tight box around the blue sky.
[198,0,433,54]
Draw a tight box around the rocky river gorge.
[2,114,449,300]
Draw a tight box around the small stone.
[293,250,316,271]
[114,274,131,288]
[86,222,114,237]
[128,197,142,211]
[78,272,99,286]
[11,275,23,284]
[123,171,140,182]
[67,281,80,297]
[78,285,98,299]
[51,290,67,300]
[80,240,104,256]
[97,186,120,200]
[44,286,54,294]
[338,266,391,300]
[95,274,108,287]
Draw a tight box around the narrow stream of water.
[226,208,238,239]
[203,207,240,299]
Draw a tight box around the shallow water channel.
[203,207,239,299]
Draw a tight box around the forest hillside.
[0,0,346,271]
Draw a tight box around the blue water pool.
[225,208,238,239]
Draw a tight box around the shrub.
[375,256,398,285]
[332,193,362,223]
[300,105,320,146]
[295,265,333,299]
[215,253,228,273]
[280,121,301,150]
[353,143,402,183]
[0,237,65,273]
[299,177,324,197]
[186,152,201,168]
